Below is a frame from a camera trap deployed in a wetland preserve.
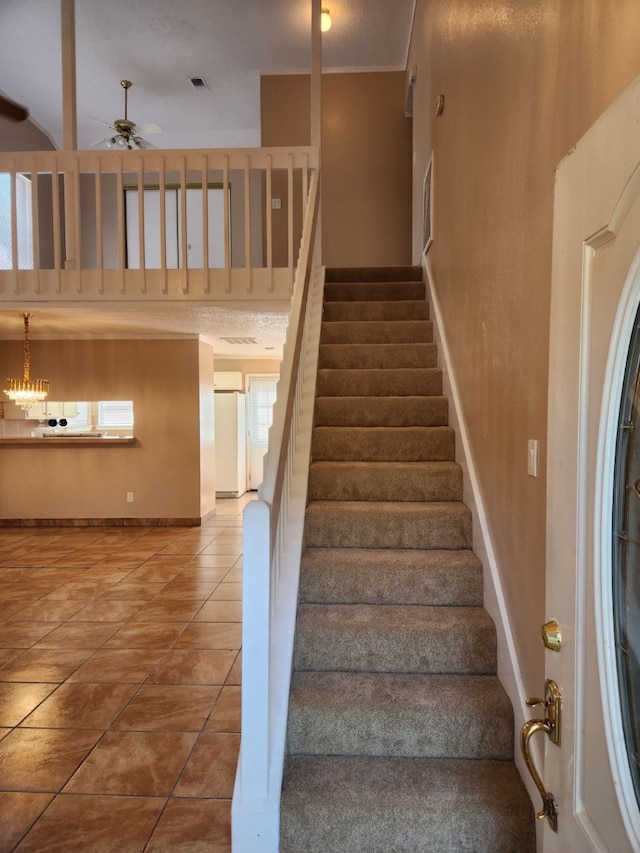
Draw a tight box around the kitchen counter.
[0,437,137,447]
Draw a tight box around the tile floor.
[0,495,254,853]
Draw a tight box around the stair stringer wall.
[424,254,542,837]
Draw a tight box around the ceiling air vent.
[220,337,258,345]
[189,76,209,90]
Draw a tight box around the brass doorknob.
[541,620,562,652]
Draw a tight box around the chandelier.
[4,313,49,411]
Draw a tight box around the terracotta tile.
[226,652,242,685]
[174,732,240,797]
[68,599,147,622]
[34,622,125,649]
[0,600,37,620]
[157,542,210,556]
[124,565,183,583]
[210,583,242,601]
[0,648,22,667]
[6,600,86,622]
[14,793,164,853]
[0,792,54,853]
[0,683,58,726]
[80,569,133,583]
[21,682,137,729]
[173,567,229,583]
[64,730,197,796]
[152,582,218,600]
[139,555,193,568]
[147,650,236,685]
[223,566,243,583]
[42,581,115,601]
[0,728,102,791]
[0,649,93,682]
[205,686,241,733]
[0,728,10,740]
[193,601,242,622]
[199,543,242,555]
[175,623,241,650]
[0,623,60,648]
[146,798,231,853]
[68,649,166,683]
[104,623,185,650]
[133,600,204,622]
[98,581,166,600]
[187,555,237,568]
[113,684,220,731]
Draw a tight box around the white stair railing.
[232,170,323,852]
[0,146,317,302]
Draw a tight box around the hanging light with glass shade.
[4,313,49,411]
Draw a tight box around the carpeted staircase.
[280,267,535,852]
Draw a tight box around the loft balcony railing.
[0,146,318,302]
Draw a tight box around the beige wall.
[0,338,209,521]
[261,71,412,267]
[408,0,640,690]
[0,116,54,152]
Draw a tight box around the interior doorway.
[246,374,279,491]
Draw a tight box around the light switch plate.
[527,440,538,477]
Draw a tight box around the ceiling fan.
[91,80,161,150]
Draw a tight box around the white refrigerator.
[214,391,247,498]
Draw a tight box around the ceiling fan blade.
[0,93,28,122]
[136,123,163,135]
[135,137,156,150]
[87,115,116,129]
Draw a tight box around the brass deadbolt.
[541,620,562,652]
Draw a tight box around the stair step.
[312,426,454,461]
[318,342,436,370]
[280,755,536,853]
[320,320,433,344]
[308,461,462,502]
[326,266,423,282]
[304,500,471,549]
[299,548,483,606]
[314,395,448,427]
[294,602,495,674]
[323,300,428,322]
[325,281,425,302]
[287,672,513,759]
[317,367,442,397]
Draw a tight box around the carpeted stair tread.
[317,367,442,397]
[280,755,536,853]
[294,603,495,674]
[304,500,471,549]
[326,266,423,282]
[320,319,433,344]
[312,425,454,461]
[323,300,429,322]
[313,395,448,427]
[299,547,483,605]
[318,342,437,370]
[287,671,513,759]
[325,281,425,302]
[308,460,462,502]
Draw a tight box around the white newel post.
[241,499,272,802]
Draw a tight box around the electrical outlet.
[126,492,134,503]
[527,440,538,477]
[271,198,282,210]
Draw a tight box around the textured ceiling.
[0,0,415,355]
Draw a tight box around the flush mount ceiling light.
[321,8,332,32]
[4,313,49,411]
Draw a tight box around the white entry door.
[247,374,279,491]
[544,74,640,851]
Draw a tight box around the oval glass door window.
[613,299,640,807]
